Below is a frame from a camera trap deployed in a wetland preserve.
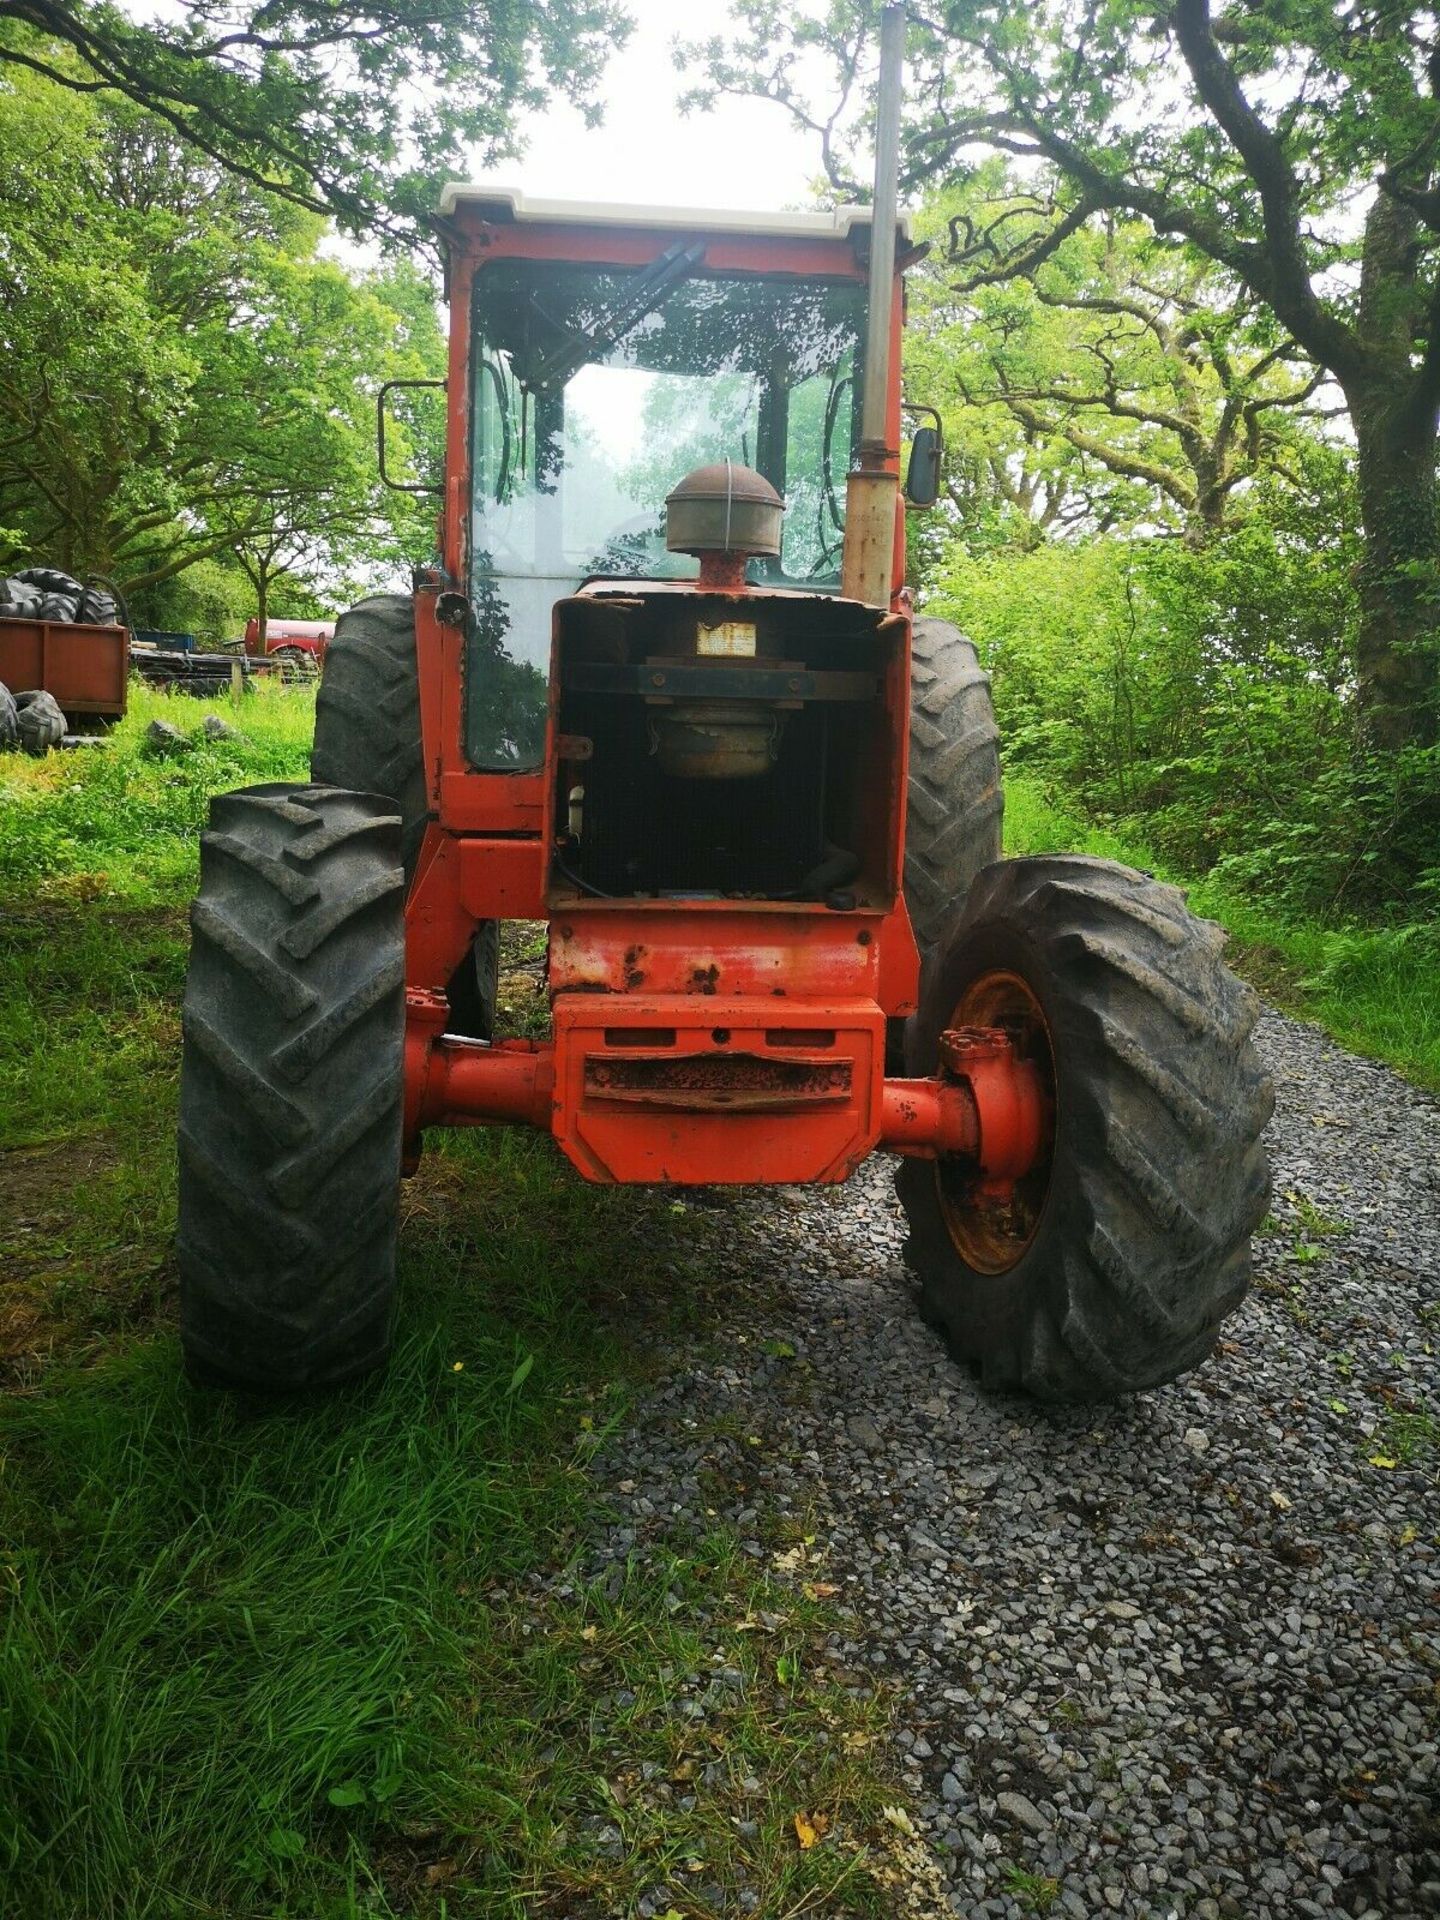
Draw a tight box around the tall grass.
[2,1126,703,1917]
[0,677,314,901]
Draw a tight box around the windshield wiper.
[528,241,707,392]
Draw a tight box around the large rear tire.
[312,594,428,877]
[178,784,406,1389]
[904,617,1004,965]
[896,855,1273,1400]
[312,592,497,1039]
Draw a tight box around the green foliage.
[931,457,1440,922]
[0,4,627,239]
[0,64,444,603]
[908,172,1324,549]
[126,558,252,643]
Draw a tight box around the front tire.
[896,855,1273,1400]
[178,784,405,1389]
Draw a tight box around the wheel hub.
[935,972,1056,1275]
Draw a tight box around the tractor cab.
[427,187,914,788]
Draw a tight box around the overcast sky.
[475,0,827,213]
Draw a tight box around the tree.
[0,66,441,601]
[908,174,1329,551]
[692,1,1440,748]
[193,256,445,639]
[0,2,628,238]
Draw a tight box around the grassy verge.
[0,682,925,1918]
[1004,774,1440,1093]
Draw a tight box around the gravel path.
[572,1011,1440,1918]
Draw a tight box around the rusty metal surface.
[585,1051,852,1110]
[0,616,128,716]
[936,975,1057,1274]
[551,995,886,1184]
[548,906,893,1001]
[878,1076,979,1158]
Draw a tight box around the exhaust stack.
[840,0,906,609]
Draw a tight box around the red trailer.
[0,614,128,719]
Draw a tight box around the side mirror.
[904,421,943,508]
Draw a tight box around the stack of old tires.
[0,567,110,754]
[0,567,117,625]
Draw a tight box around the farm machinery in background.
[176,2,1271,1400]
[0,566,324,721]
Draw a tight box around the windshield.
[466,258,865,771]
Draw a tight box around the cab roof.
[437,181,911,245]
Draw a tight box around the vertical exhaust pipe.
[841,0,906,608]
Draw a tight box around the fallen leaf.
[1368,1454,1398,1469]
[580,1625,598,1642]
[794,1810,829,1849]
[881,1804,918,1837]
[803,1581,840,1599]
[1270,1490,1292,1510]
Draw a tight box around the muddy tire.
[896,855,1273,1400]
[904,618,1003,964]
[178,784,405,1389]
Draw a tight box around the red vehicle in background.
[242,617,333,677]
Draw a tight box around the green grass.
[1004,773,1440,1092]
[0,683,922,1918]
[2,1130,911,1918]
[0,677,316,903]
[1001,1865,1061,1913]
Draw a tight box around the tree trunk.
[1349,381,1440,750]
[255,564,269,657]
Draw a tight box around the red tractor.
[176,29,1270,1397]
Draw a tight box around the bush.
[930,509,1436,922]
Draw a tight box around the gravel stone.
[552,1009,1440,1917]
